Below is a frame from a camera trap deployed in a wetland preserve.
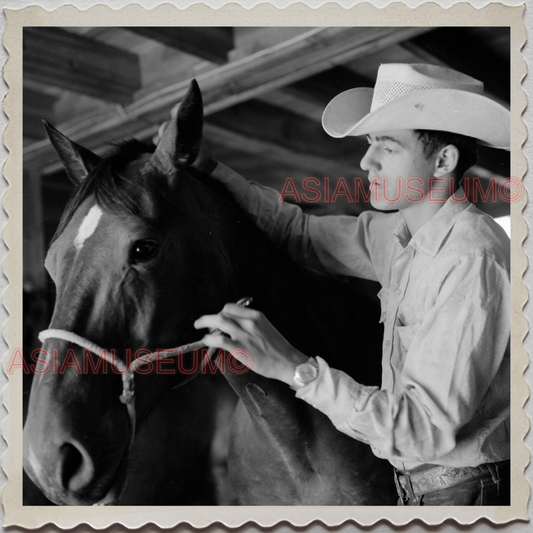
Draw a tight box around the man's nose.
[360,146,379,174]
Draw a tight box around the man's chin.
[370,197,397,211]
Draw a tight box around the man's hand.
[194,304,308,385]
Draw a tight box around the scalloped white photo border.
[1,2,529,529]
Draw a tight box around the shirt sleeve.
[211,162,394,281]
[295,252,510,464]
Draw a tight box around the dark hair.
[415,130,478,189]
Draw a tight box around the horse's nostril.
[60,442,94,493]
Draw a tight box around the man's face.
[360,129,438,211]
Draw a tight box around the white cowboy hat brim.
[322,88,510,150]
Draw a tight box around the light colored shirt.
[212,163,510,471]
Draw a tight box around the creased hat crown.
[370,64,484,111]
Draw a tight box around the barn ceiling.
[23,26,511,219]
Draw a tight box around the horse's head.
[23,81,235,505]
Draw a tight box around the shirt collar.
[392,189,471,256]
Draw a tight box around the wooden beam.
[259,67,371,122]
[208,99,365,168]
[125,27,233,64]
[23,88,57,139]
[24,26,430,170]
[200,27,431,114]
[206,121,361,179]
[230,28,312,61]
[23,28,141,104]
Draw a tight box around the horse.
[23,80,397,505]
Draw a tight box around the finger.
[194,314,242,338]
[194,314,219,330]
[153,120,170,145]
[221,303,262,319]
[202,333,238,352]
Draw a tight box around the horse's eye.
[130,240,159,263]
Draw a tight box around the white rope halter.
[37,297,252,450]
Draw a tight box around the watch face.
[295,362,318,384]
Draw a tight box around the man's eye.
[130,240,159,263]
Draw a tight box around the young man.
[194,64,511,505]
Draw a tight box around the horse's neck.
[193,172,382,398]
[178,173,389,503]
[189,173,306,311]
[192,173,383,368]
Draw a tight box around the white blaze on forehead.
[74,205,103,251]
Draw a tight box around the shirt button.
[382,312,387,319]
[395,289,401,295]
[386,340,391,347]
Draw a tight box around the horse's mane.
[51,138,245,247]
[51,140,155,245]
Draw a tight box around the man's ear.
[434,144,460,177]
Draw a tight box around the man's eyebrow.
[373,135,405,147]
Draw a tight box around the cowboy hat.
[322,63,510,150]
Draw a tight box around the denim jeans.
[395,461,510,506]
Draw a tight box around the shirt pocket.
[394,323,419,354]
[377,287,390,323]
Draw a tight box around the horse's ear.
[151,79,204,174]
[44,121,101,186]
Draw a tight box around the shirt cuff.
[294,356,376,441]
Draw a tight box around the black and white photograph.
[2,1,529,529]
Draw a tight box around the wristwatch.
[293,357,319,388]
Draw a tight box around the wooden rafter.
[259,67,371,122]
[24,26,430,171]
[208,99,365,167]
[125,27,233,64]
[23,28,141,104]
